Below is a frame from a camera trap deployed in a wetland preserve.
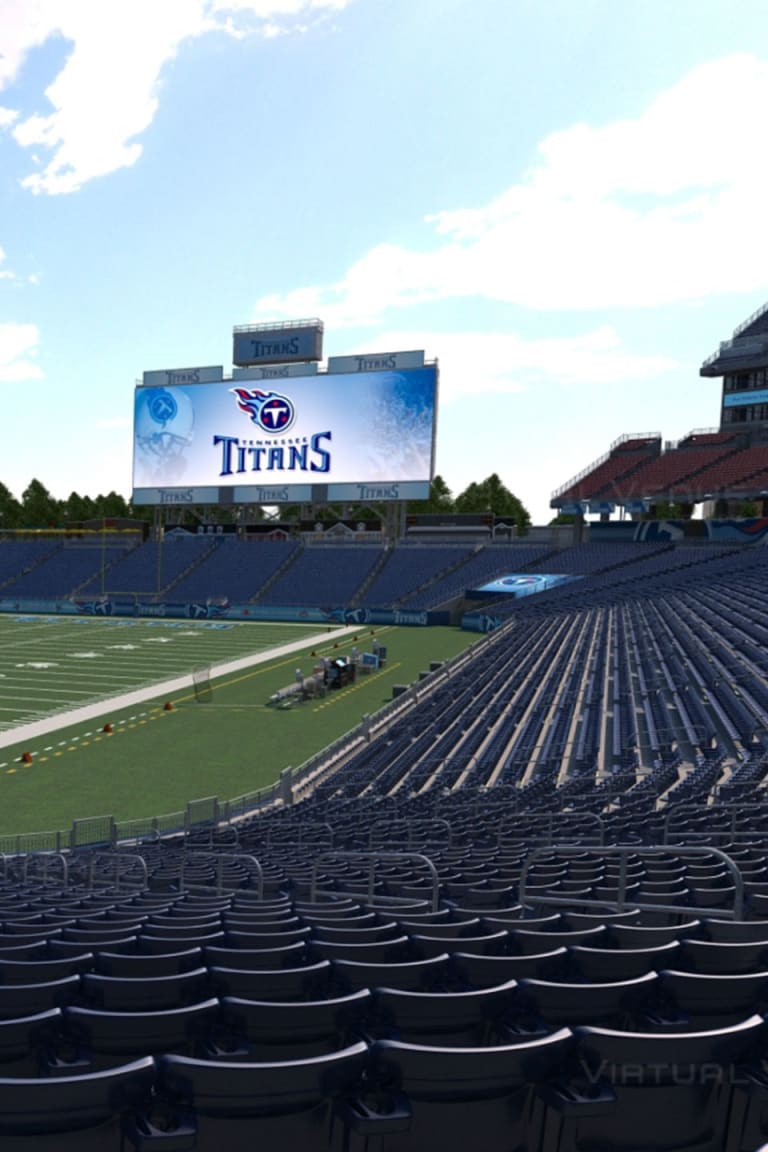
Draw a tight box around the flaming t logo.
[231,388,296,433]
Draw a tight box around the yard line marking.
[0,620,354,748]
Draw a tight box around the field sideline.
[0,616,481,834]
[0,615,331,732]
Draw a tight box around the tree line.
[0,480,134,531]
[0,474,532,532]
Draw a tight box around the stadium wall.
[0,598,449,626]
[589,517,768,543]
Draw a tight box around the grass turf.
[0,615,328,731]
[0,623,480,833]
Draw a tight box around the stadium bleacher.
[553,433,661,504]
[6,495,768,1142]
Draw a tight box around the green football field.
[0,614,327,731]
[0,615,481,835]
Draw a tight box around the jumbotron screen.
[131,364,438,505]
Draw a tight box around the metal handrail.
[23,852,69,889]
[87,851,147,893]
[310,851,439,912]
[266,822,334,849]
[185,823,240,850]
[733,300,768,339]
[474,793,520,819]
[368,819,452,850]
[233,317,323,333]
[178,852,264,899]
[664,803,768,845]
[518,844,745,920]
[498,811,605,848]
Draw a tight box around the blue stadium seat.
[144,1043,369,1152]
[348,1030,573,1152]
[540,1016,765,1152]
[0,1055,155,1151]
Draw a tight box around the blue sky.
[1,0,767,523]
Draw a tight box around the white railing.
[733,299,768,339]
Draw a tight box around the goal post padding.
[193,665,213,703]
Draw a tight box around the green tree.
[0,482,23,530]
[93,491,131,519]
[455,473,531,532]
[407,475,454,515]
[653,500,685,520]
[20,479,61,528]
[63,491,96,524]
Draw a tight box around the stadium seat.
[203,941,306,969]
[0,952,93,983]
[0,1007,63,1076]
[310,921,402,943]
[50,936,139,958]
[139,931,226,950]
[0,974,81,1020]
[607,920,702,948]
[0,1055,155,1151]
[409,930,509,959]
[142,1043,369,1152]
[569,941,681,981]
[208,960,332,1002]
[372,981,518,1046]
[94,947,204,978]
[539,1015,765,1152]
[347,1030,573,1152]
[679,938,768,974]
[63,1000,220,1070]
[655,969,768,1029]
[332,954,450,993]
[82,969,209,1011]
[222,927,311,949]
[452,947,569,987]
[213,989,372,1059]
[310,936,411,963]
[508,925,609,953]
[512,972,659,1032]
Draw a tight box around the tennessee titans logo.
[148,390,178,426]
[231,388,295,434]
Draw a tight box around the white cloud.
[0,322,43,381]
[0,0,353,195]
[254,54,768,322]
[209,0,348,14]
[0,246,16,280]
[336,327,677,403]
